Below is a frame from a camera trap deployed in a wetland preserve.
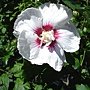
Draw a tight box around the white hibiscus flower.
[13,3,80,71]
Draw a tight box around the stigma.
[39,30,55,46]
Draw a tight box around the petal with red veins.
[56,22,80,52]
[13,8,42,37]
[14,16,42,38]
[17,30,40,60]
[30,45,66,71]
[39,3,72,28]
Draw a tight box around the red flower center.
[35,24,59,48]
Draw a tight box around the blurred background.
[0,0,90,90]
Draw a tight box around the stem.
[80,50,86,66]
[57,0,60,4]
[0,68,12,75]
[0,68,6,72]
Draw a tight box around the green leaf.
[13,78,30,90]
[10,63,23,73]
[76,84,90,90]
[24,82,30,90]
[10,63,23,78]
[33,84,43,90]
[0,86,7,90]
[14,70,23,78]
[72,58,80,69]
[13,78,25,90]
[2,54,12,65]
[0,74,10,90]
[2,27,6,34]
[63,0,81,10]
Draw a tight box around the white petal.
[17,30,40,60]
[13,20,31,37]
[13,16,42,38]
[56,22,80,52]
[31,45,66,71]
[14,8,42,29]
[13,8,42,37]
[39,3,72,27]
[24,16,42,31]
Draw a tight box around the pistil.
[39,30,55,46]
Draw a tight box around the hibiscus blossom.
[13,3,80,71]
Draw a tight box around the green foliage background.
[0,0,90,90]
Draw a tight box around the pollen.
[39,30,55,46]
